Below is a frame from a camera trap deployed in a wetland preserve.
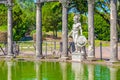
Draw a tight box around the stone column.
[87,0,95,60]
[36,0,42,58]
[7,61,13,80]
[7,0,13,57]
[61,1,68,58]
[110,0,118,62]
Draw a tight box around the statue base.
[72,51,85,62]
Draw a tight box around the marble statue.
[68,14,82,52]
[69,14,87,61]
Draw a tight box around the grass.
[95,40,120,47]
[95,40,110,47]
[44,31,115,47]
[33,31,120,47]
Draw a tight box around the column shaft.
[36,3,42,58]
[87,0,95,60]
[110,0,118,62]
[7,0,13,56]
[62,5,68,57]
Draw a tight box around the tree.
[72,0,88,14]
[0,4,7,26]
[13,0,36,40]
[94,14,110,41]
[42,2,62,38]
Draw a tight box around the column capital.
[87,0,95,4]
[35,0,42,7]
[35,0,41,4]
[59,0,70,8]
[5,1,13,10]
[110,0,117,2]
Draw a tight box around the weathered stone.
[110,0,118,62]
[72,51,86,62]
[36,2,42,58]
[61,3,68,57]
[7,0,13,56]
[87,0,95,60]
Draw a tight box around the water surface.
[0,60,120,80]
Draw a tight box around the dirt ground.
[13,46,120,62]
[0,46,120,63]
[95,46,120,60]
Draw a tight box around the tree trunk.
[36,2,42,58]
[55,29,57,38]
[87,0,95,60]
[110,0,118,62]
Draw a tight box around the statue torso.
[72,23,81,32]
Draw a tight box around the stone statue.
[70,14,87,61]
[68,14,82,52]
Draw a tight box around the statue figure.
[68,14,82,52]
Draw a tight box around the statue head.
[73,14,80,23]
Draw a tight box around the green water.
[0,60,120,80]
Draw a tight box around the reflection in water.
[88,64,95,80]
[72,63,85,80]
[0,60,119,80]
[109,67,118,80]
[7,61,13,80]
[35,62,41,80]
[60,62,67,80]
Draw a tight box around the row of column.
[6,0,118,62]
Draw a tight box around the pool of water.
[0,60,120,80]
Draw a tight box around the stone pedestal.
[72,51,85,62]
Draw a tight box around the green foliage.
[0,5,7,26]
[0,0,119,41]
[68,13,74,31]
[72,0,88,14]
[94,14,110,41]
[117,0,120,41]
[0,25,7,32]
[30,30,36,37]
[42,2,62,38]
[12,0,35,41]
